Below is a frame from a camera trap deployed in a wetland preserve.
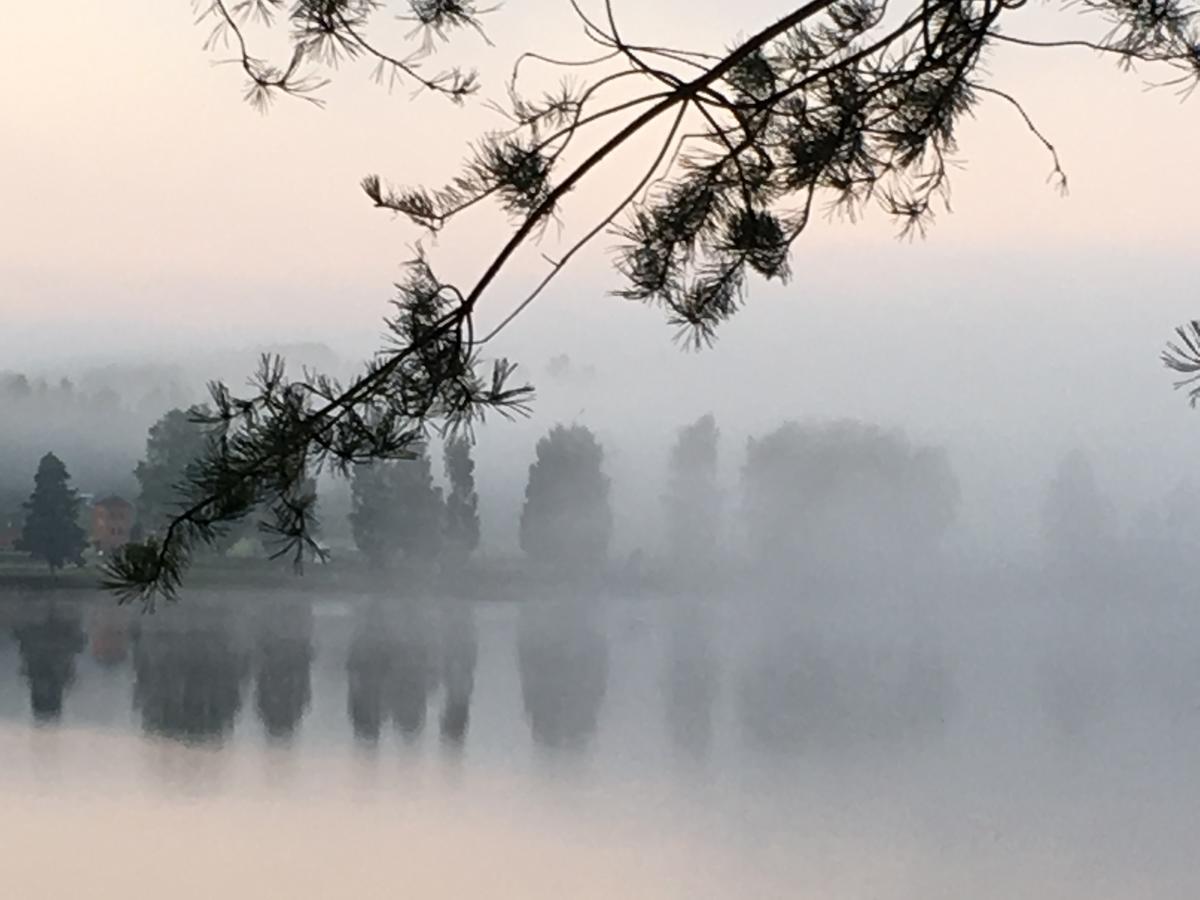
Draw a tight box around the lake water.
[2,587,1198,898]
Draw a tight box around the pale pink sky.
[2,0,1197,351]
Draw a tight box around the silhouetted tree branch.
[106,0,1200,603]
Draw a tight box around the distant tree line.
[743,420,959,576]
[13,384,1175,584]
[5,400,964,579]
[0,367,193,532]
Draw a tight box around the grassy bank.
[0,550,663,602]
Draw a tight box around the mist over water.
[1,570,1199,897]
[5,338,1200,896]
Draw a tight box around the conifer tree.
[349,448,444,567]
[663,414,721,566]
[19,453,86,571]
[519,425,612,566]
[443,435,480,561]
[134,408,213,536]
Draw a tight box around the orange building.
[90,496,134,554]
[0,523,19,551]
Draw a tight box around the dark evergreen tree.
[349,448,444,567]
[348,463,393,568]
[134,406,269,559]
[19,453,86,571]
[390,455,444,565]
[134,408,213,536]
[442,435,480,562]
[519,425,612,566]
[663,414,721,567]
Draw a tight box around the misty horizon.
[5,0,1200,896]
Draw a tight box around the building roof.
[94,496,133,511]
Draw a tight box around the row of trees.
[664,417,1200,579]
[663,416,959,576]
[348,443,460,567]
[349,424,613,568]
[12,407,960,573]
[20,404,1144,578]
[0,366,193,429]
[0,377,144,530]
[349,415,959,573]
[1036,449,1200,578]
[1,373,126,411]
[0,356,321,544]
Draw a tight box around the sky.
[3,0,1199,554]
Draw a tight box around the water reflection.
[133,610,250,745]
[346,613,392,744]
[390,605,434,741]
[253,605,314,742]
[345,603,438,745]
[738,629,954,757]
[661,606,719,760]
[88,607,130,669]
[1148,643,1200,727]
[11,592,1193,764]
[12,606,85,722]
[438,602,477,748]
[9,590,1200,897]
[517,603,609,752]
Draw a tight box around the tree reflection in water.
[346,602,437,745]
[738,628,954,757]
[517,602,609,752]
[346,615,391,744]
[12,605,86,722]
[132,609,250,745]
[253,603,314,742]
[88,606,131,669]
[661,606,719,760]
[437,601,477,749]
[392,605,435,741]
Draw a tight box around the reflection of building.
[90,496,134,554]
[89,608,131,668]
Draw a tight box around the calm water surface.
[1,588,1198,898]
